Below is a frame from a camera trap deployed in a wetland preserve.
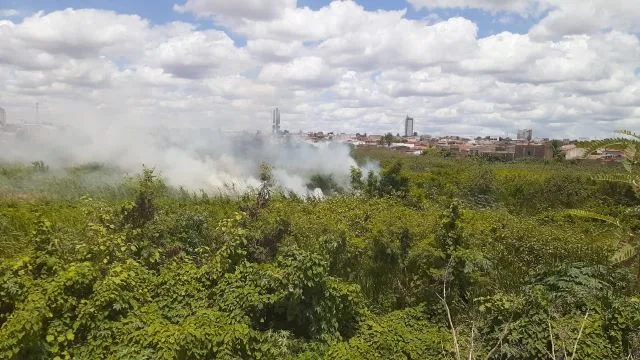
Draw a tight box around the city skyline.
[0,102,596,141]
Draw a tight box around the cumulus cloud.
[13,9,149,58]
[144,30,251,79]
[0,9,19,17]
[174,0,297,21]
[530,0,640,39]
[229,1,407,41]
[246,39,306,62]
[410,0,640,39]
[377,67,488,97]
[408,0,539,14]
[324,17,478,71]
[0,1,639,143]
[259,56,338,88]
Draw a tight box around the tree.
[435,202,470,303]
[378,161,409,198]
[567,130,640,285]
[122,168,165,228]
[551,139,564,160]
[366,170,379,196]
[257,163,273,209]
[566,209,640,287]
[350,167,364,192]
[382,133,394,147]
[306,174,342,195]
[582,130,640,192]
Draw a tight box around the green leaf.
[563,210,620,227]
[611,244,637,264]
[616,129,640,141]
[582,138,632,156]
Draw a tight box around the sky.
[0,0,639,138]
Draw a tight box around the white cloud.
[318,17,478,70]
[457,32,544,74]
[13,9,149,58]
[458,31,640,85]
[246,39,306,62]
[410,0,640,39]
[228,1,407,41]
[174,0,296,20]
[259,56,338,88]
[407,0,539,14]
[144,29,251,78]
[0,9,19,17]
[0,2,639,139]
[377,67,488,97]
[530,0,640,39]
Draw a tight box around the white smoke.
[0,120,360,196]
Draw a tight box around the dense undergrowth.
[1,147,640,359]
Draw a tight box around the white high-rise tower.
[272,108,281,134]
[404,115,414,137]
[0,107,6,127]
[517,129,532,141]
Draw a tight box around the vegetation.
[1,135,640,359]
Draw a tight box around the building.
[565,147,586,160]
[0,107,5,127]
[404,115,414,137]
[514,143,552,160]
[517,129,533,141]
[272,108,281,134]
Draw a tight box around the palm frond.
[624,144,637,160]
[563,209,620,227]
[582,138,638,157]
[616,130,640,141]
[611,243,637,264]
[591,173,637,184]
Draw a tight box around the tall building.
[272,108,281,134]
[0,107,5,127]
[517,129,532,141]
[404,115,414,137]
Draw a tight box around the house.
[514,143,552,160]
[565,147,586,160]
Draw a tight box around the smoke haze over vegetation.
[1,125,362,195]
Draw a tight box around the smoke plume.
[0,121,362,196]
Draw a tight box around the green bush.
[1,153,639,359]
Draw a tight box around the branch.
[484,315,513,360]
[570,310,590,360]
[437,262,461,360]
[582,137,636,156]
[616,130,640,141]
[468,322,475,360]
[438,280,461,360]
[548,319,556,360]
